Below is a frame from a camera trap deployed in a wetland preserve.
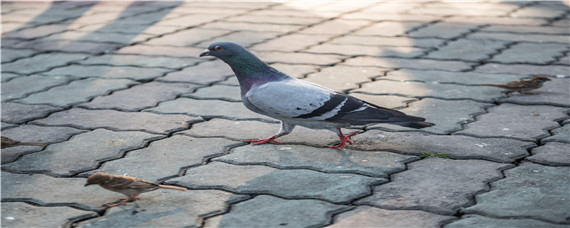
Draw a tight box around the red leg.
[330,129,359,150]
[104,198,130,207]
[244,133,289,145]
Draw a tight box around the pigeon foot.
[244,137,283,145]
[330,129,358,150]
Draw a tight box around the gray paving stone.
[373,98,491,134]
[1,202,97,228]
[1,125,87,164]
[1,53,89,74]
[3,129,161,176]
[422,2,520,11]
[306,43,426,58]
[75,23,181,36]
[457,104,567,141]
[385,69,527,85]
[270,63,319,79]
[10,40,124,54]
[204,195,347,228]
[463,162,570,224]
[186,84,241,102]
[79,54,201,69]
[299,19,370,35]
[475,63,569,77]
[42,65,173,80]
[481,25,569,35]
[33,108,199,134]
[542,124,570,144]
[428,39,507,61]
[2,24,69,39]
[492,43,568,64]
[251,33,331,52]
[1,72,21,82]
[256,51,344,65]
[170,162,385,203]
[79,82,201,111]
[38,30,154,45]
[527,142,570,166]
[1,75,73,101]
[153,14,230,28]
[444,16,546,26]
[200,21,303,33]
[216,144,416,178]
[349,94,417,110]
[468,32,568,43]
[341,12,441,22]
[331,206,455,228]
[113,44,203,58]
[358,2,422,13]
[305,65,384,92]
[344,57,476,71]
[353,79,505,102]
[158,60,233,84]
[557,55,569,65]
[330,36,445,49]
[17,78,137,107]
[352,129,534,163]
[409,22,479,39]
[1,102,63,123]
[501,77,569,106]
[353,21,423,36]
[147,98,269,121]
[410,7,508,17]
[356,158,511,215]
[143,28,229,46]
[78,190,247,228]
[195,31,281,48]
[446,214,568,228]
[1,48,39,63]
[512,5,567,18]
[90,135,237,182]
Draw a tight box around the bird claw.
[244,138,282,145]
[330,132,359,150]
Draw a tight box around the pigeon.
[85,173,186,207]
[199,42,434,150]
[480,76,551,94]
[1,136,47,149]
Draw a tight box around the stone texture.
[170,162,385,203]
[492,43,568,64]
[2,24,70,39]
[305,65,384,92]
[33,108,199,134]
[158,60,233,84]
[349,93,417,110]
[512,5,567,18]
[344,57,476,71]
[113,44,203,57]
[90,136,237,182]
[352,129,534,163]
[1,53,89,74]
[353,21,423,36]
[444,16,546,26]
[306,43,425,58]
[9,40,124,54]
[216,144,416,178]
[1,75,73,101]
[38,30,153,44]
[481,25,569,35]
[427,39,507,61]
[354,79,505,102]
[204,195,347,228]
[147,98,269,121]
[41,65,172,80]
[468,32,568,43]
[17,78,137,107]
[329,35,445,48]
[385,68,527,85]
[79,81,201,111]
[342,12,441,22]
[1,72,21,82]
[542,124,570,143]
[331,206,455,228]
[199,21,302,33]
[270,63,319,79]
[1,102,63,123]
[252,33,331,52]
[475,63,569,77]
[186,84,241,102]
[143,28,229,46]
[499,77,570,107]
[446,214,569,228]
[463,162,570,224]
[256,51,344,65]
[80,54,201,69]
[457,104,567,141]
[195,31,281,48]
[299,19,370,35]
[1,202,97,228]
[2,129,161,176]
[409,22,479,39]
[1,48,39,63]
[527,142,570,166]
[357,158,511,215]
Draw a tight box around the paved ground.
[1,1,569,227]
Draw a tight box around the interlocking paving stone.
[341,12,441,22]
[500,77,570,107]
[154,14,235,28]
[90,135,237,182]
[353,79,505,102]
[527,142,570,166]
[147,98,269,120]
[186,84,241,102]
[42,65,172,80]
[216,144,416,178]
[427,39,507,61]
[1,52,90,74]
[410,7,508,17]
[456,104,567,141]
[463,162,570,224]
[356,158,511,215]
[1,125,87,164]
[8,40,124,54]
[444,16,546,26]
[75,23,181,36]
[251,33,332,52]
[422,2,521,11]
[409,22,479,39]
[143,28,229,46]
[352,129,534,163]
[169,162,385,203]
[1,75,73,101]
[1,202,97,228]
[79,81,201,111]
[492,42,568,64]
[331,206,454,228]
[226,14,323,25]
[446,214,569,228]
[256,51,344,65]
[481,25,569,35]
[157,60,233,84]
[195,31,281,48]
[542,123,570,144]
[349,93,417,109]
[557,55,570,65]
[299,19,370,35]
[305,65,384,92]
[204,195,347,228]
[2,129,161,176]
[78,190,248,228]
[1,48,39,63]
[512,5,567,18]
[2,24,70,40]
[343,57,476,71]
[475,63,569,76]
[329,35,445,48]
[1,72,21,82]
[1,102,63,124]
[306,43,426,58]
[17,78,137,107]
[384,69,527,85]
[79,54,201,69]
[353,21,423,36]
[372,98,491,134]
[468,32,568,43]
[270,63,319,78]
[199,21,303,33]
[33,108,199,134]
[38,30,154,44]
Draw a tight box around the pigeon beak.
[199,49,211,57]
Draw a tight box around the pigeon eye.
[214,46,223,51]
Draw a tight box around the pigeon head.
[85,173,112,186]
[199,42,247,59]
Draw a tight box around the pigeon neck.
[221,53,288,96]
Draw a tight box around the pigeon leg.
[330,129,359,150]
[244,121,295,145]
[104,198,130,207]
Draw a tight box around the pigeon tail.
[158,184,186,191]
